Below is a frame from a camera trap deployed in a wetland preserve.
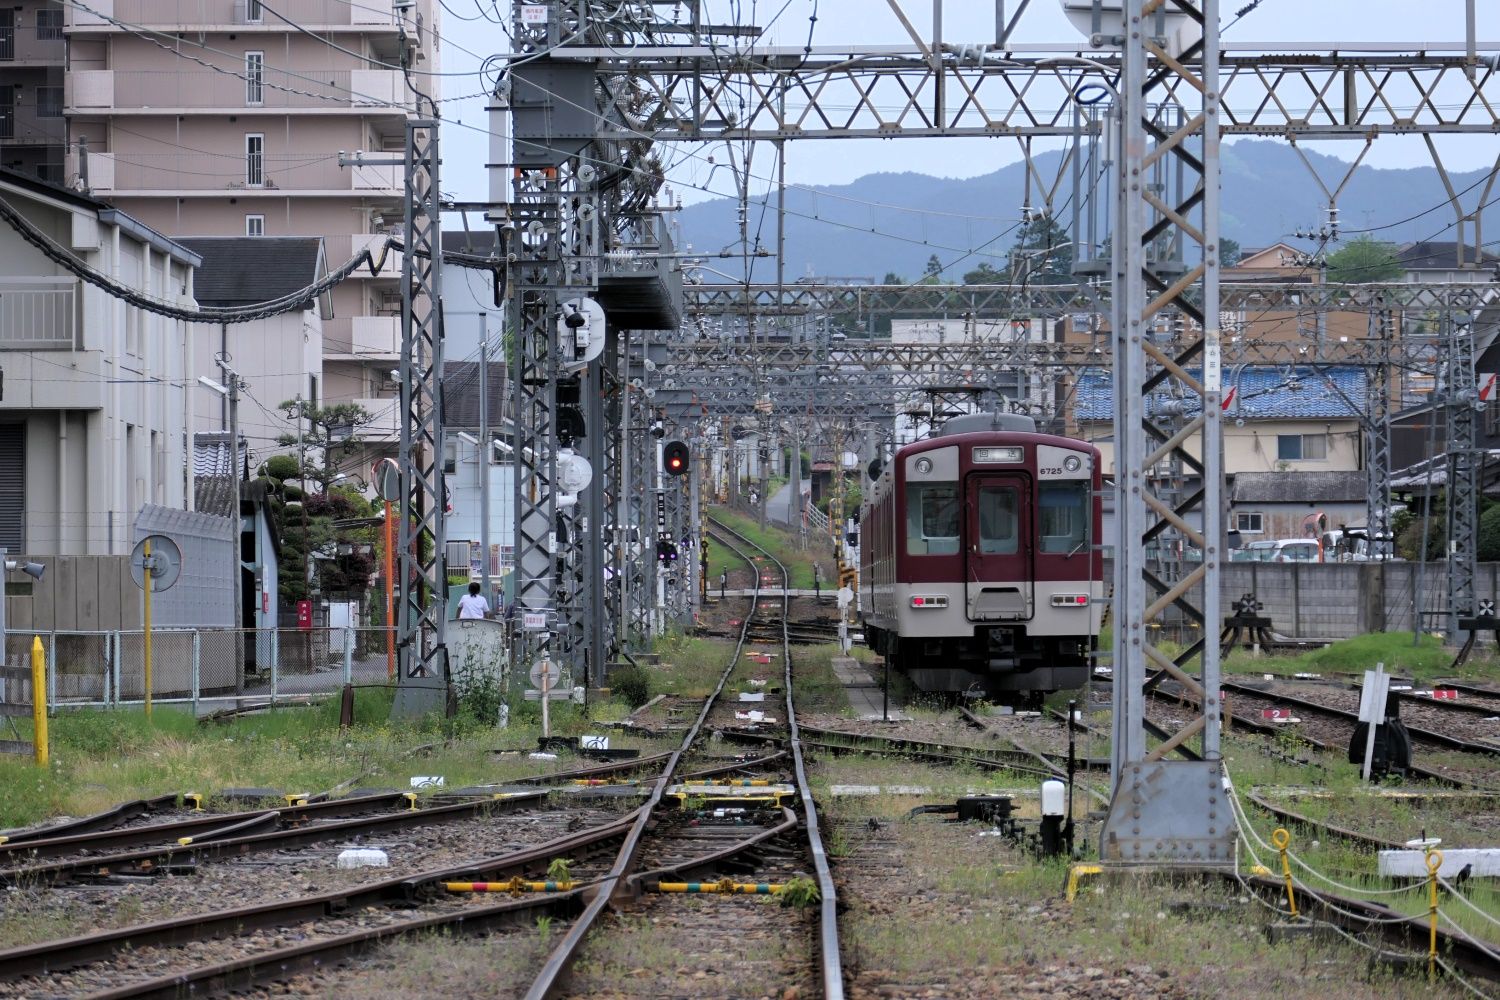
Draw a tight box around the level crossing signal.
[663,440,690,476]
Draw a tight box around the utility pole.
[479,328,492,607]
[343,114,450,717]
[1100,1,1233,866]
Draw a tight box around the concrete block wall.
[1104,561,1500,640]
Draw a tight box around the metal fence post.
[111,631,121,709]
[343,628,354,686]
[270,628,279,706]
[46,631,56,716]
[192,630,201,717]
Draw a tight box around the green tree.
[1006,215,1073,285]
[277,399,374,490]
[1220,237,1242,267]
[1478,504,1500,562]
[881,271,904,285]
[923,254,942,277]
[1325,236,1403,283]
[962,262,1004,285]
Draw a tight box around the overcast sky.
[433,1,1500,213]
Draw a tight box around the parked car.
[1320,527,1401,562]
[1268,538,1322,563]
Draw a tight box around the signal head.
[663,440,690,476]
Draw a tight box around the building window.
[36,86,62,119]
[244,0,263,23]
[1277,433,1327,461]
[0,86,12,140]
[0,11,13,62]
[245,51,264,105]
[36,9,63,40]
[1235,512,1264,534]
[245,133,264,186]
[245,214,265,236]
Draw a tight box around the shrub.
[610,665,652,708]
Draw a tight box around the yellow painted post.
[1427,848,1444,980]
[143,538,153,720]
[29,635,46,767]
[1272,828,1298,918]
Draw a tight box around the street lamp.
[0,550,45,650]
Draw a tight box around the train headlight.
[914,457,934,474]
[1063,455,1083,473]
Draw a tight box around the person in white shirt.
[457,581,490,619]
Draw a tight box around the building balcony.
[353,397,399,438]
[66,0,408,30]
[69,150,403,197]
[0,26,66,65]
[324,315,400,360]
[0,277,79,350]
[66,68,411,113]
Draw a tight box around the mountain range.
[674,140,1495,282]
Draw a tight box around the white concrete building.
[0,167,201,554]
[180,236,328,463]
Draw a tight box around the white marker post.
[1358,661,1390,782]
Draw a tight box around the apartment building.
[12,0,436,461]
[0,165,202,555]
[0,4,66,182]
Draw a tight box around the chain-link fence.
[8,616,515,716]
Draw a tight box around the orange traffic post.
[30,635,46,767]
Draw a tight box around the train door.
[964,474,1033,621]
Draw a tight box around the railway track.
[0,537,840,998]
[522,519,842,999]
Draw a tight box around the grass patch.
[1296,631,1453,678]
[708,508,832,590]
[645,634,739,699]
[0,696,672,830]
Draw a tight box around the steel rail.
[0,790,550,887]
[1158,684,1479,790]
[0,810,642,983]
[710,516,846,1000]
[0,793,179,845]
[1242,790,1406,853]
[1235,873,1500,985]
[1219,680,1500,758]
[521,524,774,999]
[0,791,424,862]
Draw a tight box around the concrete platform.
[832,656,910,721]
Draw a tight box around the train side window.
[976,486,1019,554]
[905,484,959,555]
[1039,483,1088,553]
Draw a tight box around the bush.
[1479,505,1500,561]
[264,455,300,480]
[610,665,652,708]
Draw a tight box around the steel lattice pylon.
[1101,1,1233,865]
[1446,310,1481,639]
[1366,308,1394,554]
[393,118,449,715]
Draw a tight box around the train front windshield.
[1038,483,1088,554]
[906,484,959,555]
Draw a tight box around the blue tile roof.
[1074,365,1366,422]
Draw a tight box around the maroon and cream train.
[859,413,1104,701]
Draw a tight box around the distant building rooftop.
[179,237,330,316]
[1395,241,1496,271]
[1074,365,1366,422]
